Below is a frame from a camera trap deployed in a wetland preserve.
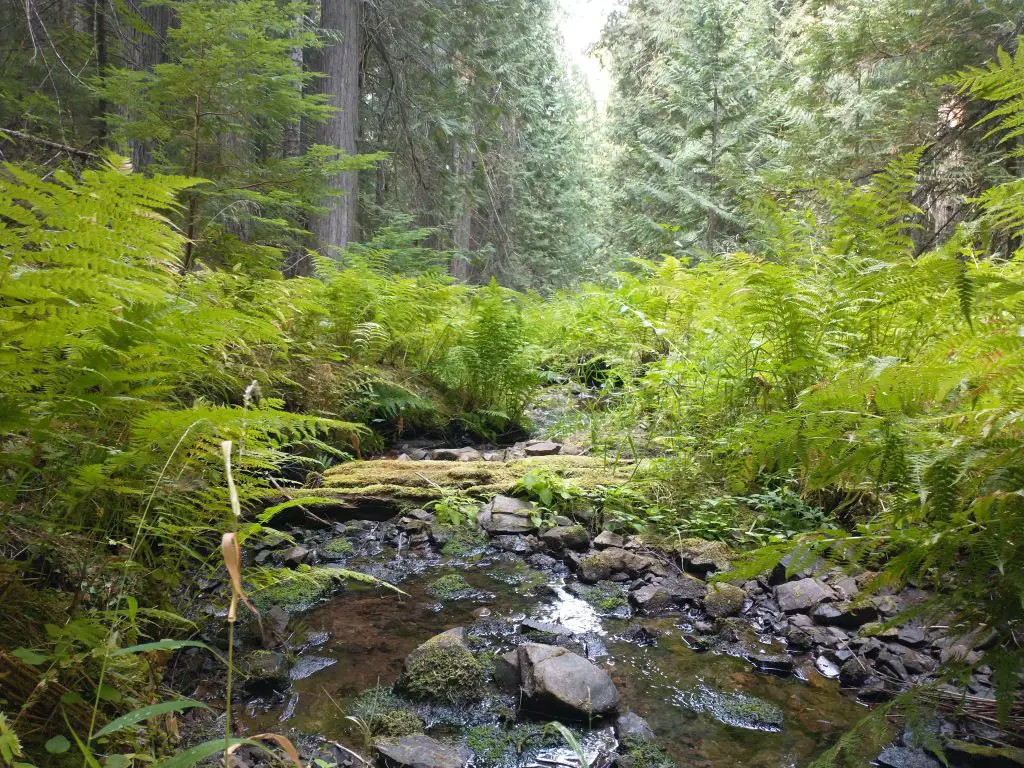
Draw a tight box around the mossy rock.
[704,583,745,618]
[396,628,485,703]
[944,739,1024,767]
[250,567,342,612]
[312,456,629,504]
[677,538,732,573]
[426,573,472,600]
[437,526,489,556]
[322,537,354,558]
[349,686,424,738]
[577,582,629,616]
[717,692,784,731]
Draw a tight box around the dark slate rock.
[811,601,879,629]
[745,652,795,675]
[838,656,871,687]
[896,626,927,648]
[377,735,472,768]
[775,578,836,613]
[876,746,942,768]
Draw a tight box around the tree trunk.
[314,0,362,256]
[450,137,474,281]
[130,3,171,170]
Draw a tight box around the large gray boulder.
[577,547,665,582]
[775,578,836,613]
[506,643,620,718]
[478,495,537,534]
[376,735,472,768]
[541,524,591,551]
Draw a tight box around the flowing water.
[238,552,866,768]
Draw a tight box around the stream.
[235,543,866,768]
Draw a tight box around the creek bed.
[237,553,866,768]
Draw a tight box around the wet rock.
[876,746,942,768]
[815,655,840,679]
[811,601,878,629]
[396,628,485,703]
[521,618,573,638]
[577,547,660,583]
[289,655,336,681]
[744,652,795,675]
[784,625,816,652]
[282,545,311,567]
[614,712,655,742]
[430,447,482,462]
[888,647,937,675]
[482,451,505,462]
[494,649,521,693]
[678,538,731,576]
[680,686,784,731]
[525,440,562,456]
[541,524,591,551]
[775,578,836,613]
[875,650,910,681]
[517,642,620,718]
[492,534,539,553]
[896,626,927,648]
[376,735,472,768]
[478,495,537,534]
[526,553,560,570]
[594,531,624,549]
[617,624,659,647]
[858,676,894,701]
[838,656,871,687]
[704,583,745,618]
[240,650,290,692]
[629,574,706,613]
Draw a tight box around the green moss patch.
[577,582,628,614]
[438,526,489,556]
[619,739,675,768]
[397,630,486,703]
[426,573,472,600]
[349,686,423,738]
[322,537,354,556]
[314,456,629,503]
[250,567,343,612]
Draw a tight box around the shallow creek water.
[238,555,865,768]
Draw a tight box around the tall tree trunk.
[130,3,171,170]
[450,137,474,281]
[314,0,361,256]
